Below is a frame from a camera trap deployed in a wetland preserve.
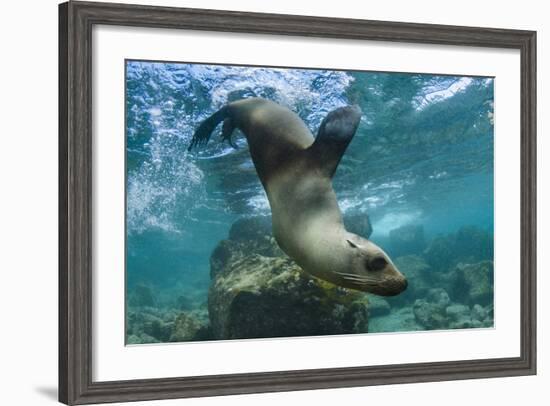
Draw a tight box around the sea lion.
[189,98,407,296]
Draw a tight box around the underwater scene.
[125,60,494,344]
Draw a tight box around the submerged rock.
[471,304,488,323]
[412,288,452,330]
[228,216,272,241]
[413,299,447,330]
[209,254,369,339]
[366,295,391,317]
[390,255,431,305]
[368,306,423,333]
[128,284,156,307]
[126,304,209,344]
[455,226,493,263]
[143,315,173,341]
[126,308,172,343]
[446,304,472,328]
[411,284,494,331]
[137,333,160,344]
[170,310,208,342]
[423,226,493,271]
[210,218,284,279]
[452,261,494,306]
[343,212,373,239]
[446,304,470,321]
[423,235,453,271]
[126,334,142,345]
[389,224,426,257]
[426,287,451,308]
[175,295,194,311]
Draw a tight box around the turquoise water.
[125,61,494,343]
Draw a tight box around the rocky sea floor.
[126,217,494,344]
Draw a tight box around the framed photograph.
[59,1,536,404]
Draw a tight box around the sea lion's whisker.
[335,271,365,278]
[344,277,378,284]
[341,276,379,286]
[335,272,378,283]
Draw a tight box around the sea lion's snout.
[363,261,408,297]
[378,272,408,296]
[342,237,408,296]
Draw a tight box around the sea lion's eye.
[347,239,359,248]
[369,256,388,271]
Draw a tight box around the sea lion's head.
[337,234,407,296]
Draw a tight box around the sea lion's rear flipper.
[188,106,230,151]
[308,105,362,178]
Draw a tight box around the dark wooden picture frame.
[59,1,537,404]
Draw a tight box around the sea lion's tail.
[188,106,236,151]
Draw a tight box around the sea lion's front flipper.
[308,105,362,178]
